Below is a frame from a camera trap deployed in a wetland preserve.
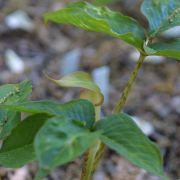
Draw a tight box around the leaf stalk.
[80,106,101,180]
[114,53,146,113]
[92,53,146,174]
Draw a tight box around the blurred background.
[0,0,179,179]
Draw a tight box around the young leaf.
[44,2,145,50]
[145,39,180,60]
[0,99,95,128]
[0,80,32,139]
[141,0,180,37]
[0,114,49,168]
[45,71,104,106]
[34,117,99,174]
[95,113,164,177]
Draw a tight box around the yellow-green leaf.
[45,71,104,106]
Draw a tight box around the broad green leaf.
[95,113,164,177]
[0,80,32,139]
[145,40,180,60]
[34,117,99,173]
[45,71,104,106]
[44,2,145,50]
[141,0,180,37]
[0,114,49,168]
[0,99,95,128]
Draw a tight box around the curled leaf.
[45,71,104,106]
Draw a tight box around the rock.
[60,49,81,75]
[5,49,25,74]
[162,26,180,38]
[132,116,154,136]
[9,166,29,180]
[129,50,165,63]
[171,96,180,114]
[93,171,107,180]
[145,56,165,63]
[5,10,34,32]
[92,66,110,104]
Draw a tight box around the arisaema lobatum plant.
[0,0,179,179]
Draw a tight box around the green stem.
[114,53,146,113]
[80,106,101,180]
[80,140,101,180]
[80,150,93,180]
[92,53,146,172]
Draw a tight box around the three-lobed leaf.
[0,114,49,168]
[141,0,180,37]
[35,116,100,176]
[95,113,164,177]
[44,2,145,50]
[0,99,95,128]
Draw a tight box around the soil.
[0,0,179,180]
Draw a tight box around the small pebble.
[129,50,165,63]
[5,49,25,74]
[92,66,110,104]
[5,10,34,31]
[162,26,180,38]
[60,49,81,75]
[171,96,180,113]
[132,116,154,136]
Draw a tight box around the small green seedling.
[0,0,179,179]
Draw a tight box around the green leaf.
[34,116,99,173]
[141,0,180,37]
[0,80,32,105]
[0,80,32,139]
[44,2,145,50]
[0,114,49,168]
[0,99,95,128]
[0,110,20,139]
[146,39,180,60]
[93,0,119,6]
[45,71,104,106]
[95,113,164,177]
